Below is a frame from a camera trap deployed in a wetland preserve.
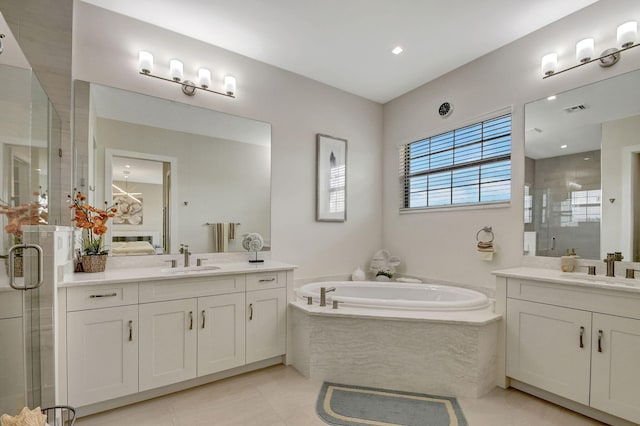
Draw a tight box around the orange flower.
[69,191,117,255]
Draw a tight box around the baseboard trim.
[75,356,284,418]
[510,379,636,426]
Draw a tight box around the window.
[560,189,601,227]
[399,114,511,210]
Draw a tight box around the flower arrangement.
[69,191,117,255]
[0,193,48,245]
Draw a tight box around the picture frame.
[316,134,347,222]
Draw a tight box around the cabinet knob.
[579,326,585,348]
[249,303,254,321]
[189,311,193,330]
[201,310,206,329]
[128,320,133,342]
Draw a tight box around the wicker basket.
[81,255,107,273]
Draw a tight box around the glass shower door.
[0,58,58,414]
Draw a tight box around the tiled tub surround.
[494,267,640,426]
[289,283,500,398]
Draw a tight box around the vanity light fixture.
[541,20,638,79]
[138,51,236,98]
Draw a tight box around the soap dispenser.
[560,248,577,272]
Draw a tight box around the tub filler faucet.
[320,287,336,307]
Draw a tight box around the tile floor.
[76,365,604,426]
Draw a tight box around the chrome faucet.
[181,244,190,267]
[319,287,336,307]
[603,252,623,277]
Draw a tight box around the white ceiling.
[525,69,640,159]
[79,0,599,103]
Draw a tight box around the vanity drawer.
[139,274,245,303]
[246,271,287,291]
[506,278,640,319]
[67,283,139,311]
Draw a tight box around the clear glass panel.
[0,62,56,414]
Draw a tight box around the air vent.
[564,104,589,113]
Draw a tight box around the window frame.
[399,112,512,212]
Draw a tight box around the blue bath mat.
[316,382,468,426]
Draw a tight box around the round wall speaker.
[438,102,453,118]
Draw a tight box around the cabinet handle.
[579,326,584,348]
[128,320,133,342]
[201,310,206,329]
[598,330,603,353]
[89,293,117,298]
[249,303,253,320]
[189,311,194,330]
[259,277,276,282]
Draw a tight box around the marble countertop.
[493,266,640,294]
[61,260,297,287]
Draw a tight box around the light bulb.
[138,51,153,74]
[169,59,184,81]
[198,68,211,88]
[541,53,558,76]
[224,75,236,96]
[576,38,594,63]
[617,21,637,48]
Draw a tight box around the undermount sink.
[160,265,221,274]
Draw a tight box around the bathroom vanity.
[58,261,294,415]
[495,268,640,426]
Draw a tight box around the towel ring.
[476,226,494,243]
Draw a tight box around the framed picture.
[316,134,347,222]
[113,195,144,225]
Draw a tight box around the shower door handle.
[8,244,44,290]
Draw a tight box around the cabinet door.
[197,293,245,376]
[67,305,138,406]
[590,313,640,424]
[506,299,591,405]
[246,288,286,364]
[139,299,197,391]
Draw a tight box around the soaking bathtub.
[290,280,500,398]
[296,280,491,311]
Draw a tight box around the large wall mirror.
[73,81,271,255]
[524,69,640,261]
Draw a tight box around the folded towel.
[212,223,228,252]
[228,223,236,241]
[476,250,494,261]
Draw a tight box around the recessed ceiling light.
[547,95,556,101]
[125,164,131,168]
[584,157,591,161]
[561,144,568,149]
[392,46,403,55]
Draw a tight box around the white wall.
[383,0,640,288]
[72,2,383,279]
[601,115,640,260]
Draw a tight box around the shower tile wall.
[528,150,601,259]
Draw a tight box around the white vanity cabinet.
[506,299,591,404]
[197,293,246,376]
[590,313,640,423]
[501,275,640,424]
[66,292,139,406]
[246,287,287,364]
[61,265,293,413]
[138,299,197,391]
